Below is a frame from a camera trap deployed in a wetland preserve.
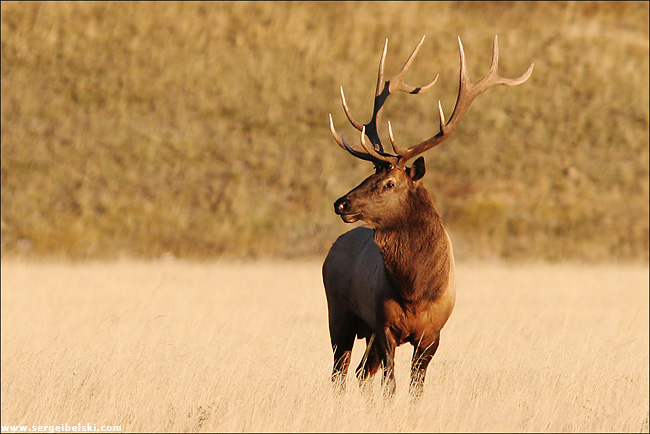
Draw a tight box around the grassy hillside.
[1,1,648,261]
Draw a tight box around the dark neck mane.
[374,185,452,302]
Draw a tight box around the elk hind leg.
[409,333,440,399]
[329,312,357,391]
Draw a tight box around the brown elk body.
[322,36,533,398]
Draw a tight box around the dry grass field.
[1,260,648,433]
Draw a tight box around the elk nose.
[334,197,349,215]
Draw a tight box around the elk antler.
[329,35,535,169]
[329,35,439,167]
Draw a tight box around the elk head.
[329,36,534,227]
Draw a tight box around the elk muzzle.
[334,196,362,223]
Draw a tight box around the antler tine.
[397,35,534,167]
[437,101,447,135]
[360,126,399,166]
[333,36,439,159]
[329,114,392,165]
[329,113,347,151]
[470,36,535,93]
[375,39,388,96]
[340,87,364,132]
[387,121,406,156]
[388,99,448,158]
[389,35,439,94]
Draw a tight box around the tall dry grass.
[1,1,649,262]
[1,260,648,432]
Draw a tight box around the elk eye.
[385,181,395,189]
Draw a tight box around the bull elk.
[322,35,533,398]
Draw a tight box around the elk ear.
[408,157,426,182]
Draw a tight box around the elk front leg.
[355,333,380,392]
[377,327,397,397]
[409,333,440,399]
